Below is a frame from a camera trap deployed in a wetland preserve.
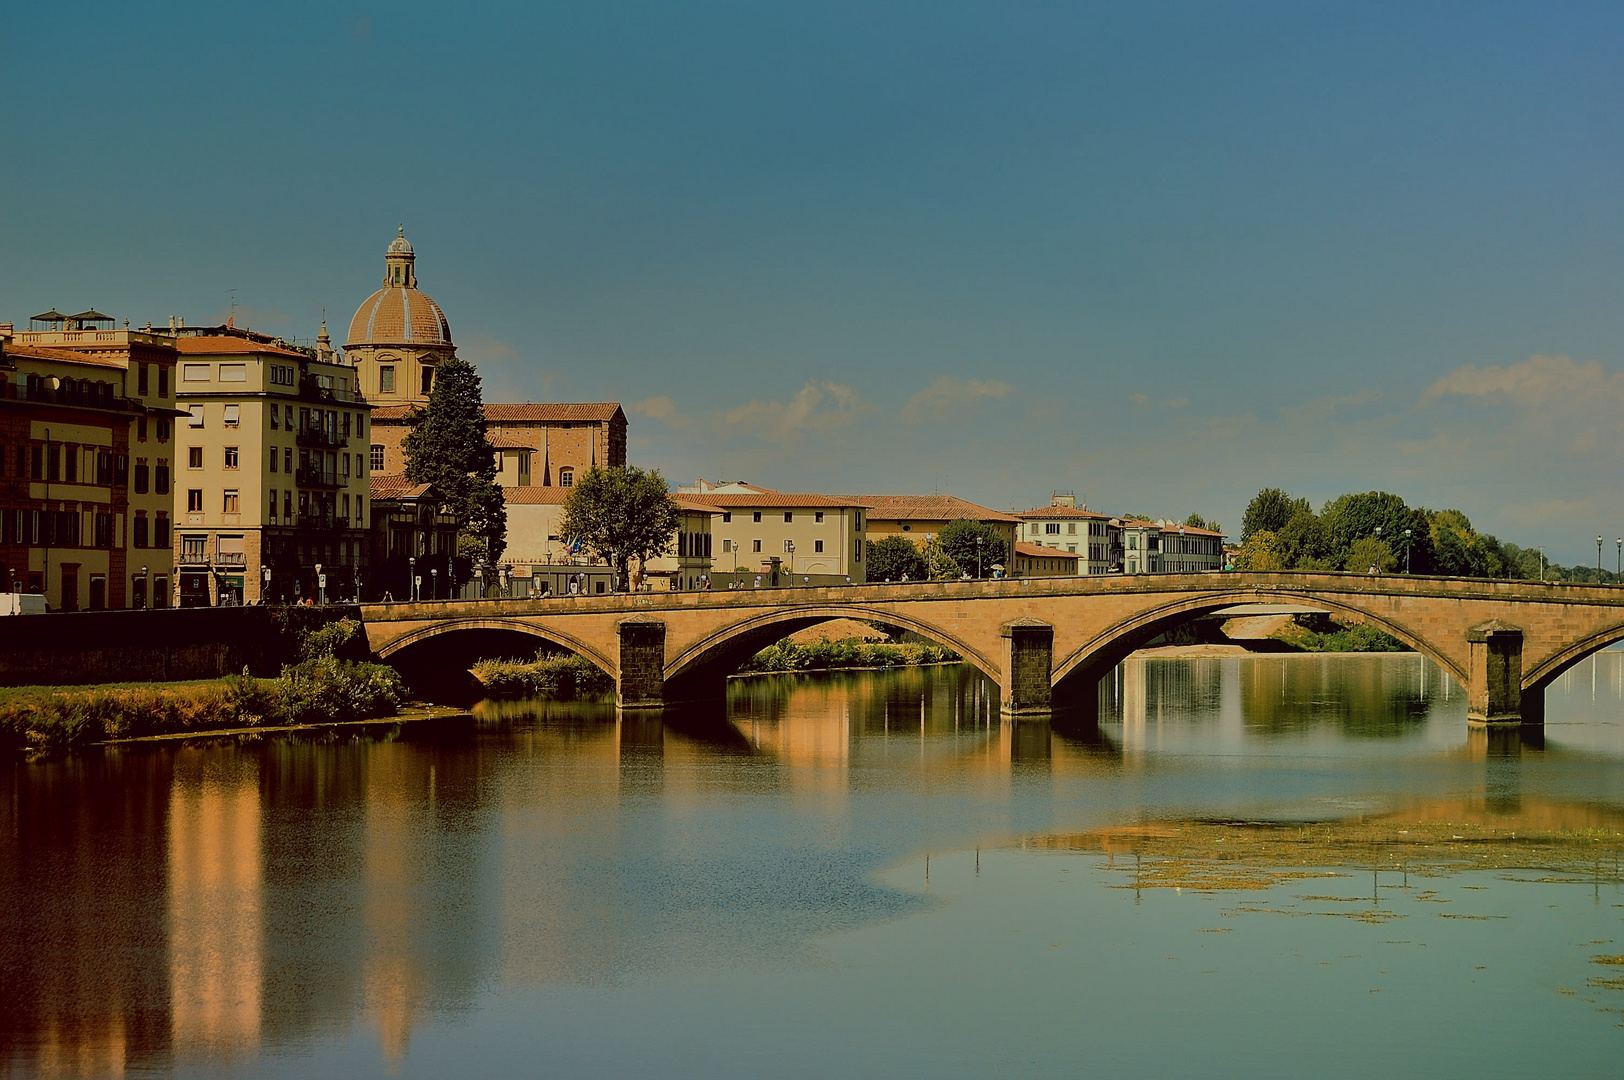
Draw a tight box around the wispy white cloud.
[636,379,873,443]
[899,376,1011,424]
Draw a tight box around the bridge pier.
[1466,621,1523,726]
[617,618,667,710]
[1000,619,1053,718]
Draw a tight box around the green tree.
[1231,530,1285,571]
[1347,536,1396,574]
[1184,512,1222,533]
[1274,509,1331,570]
[1241,489,1310,541]
[867,535,928,581]
[559,465,680,590]
[936,519,1010,578]
[923,535,962,580]
[1319,491,1429,571]
[401,356,507,563]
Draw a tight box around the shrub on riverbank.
[0,619,407,754]
[1271,614,1409,653]
[472,653,615,699]
[738,637,960,674]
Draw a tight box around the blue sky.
[5,2,1624,560]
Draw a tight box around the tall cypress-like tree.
[401,355,507,563]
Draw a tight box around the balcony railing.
[215,552,246,566]
[296,515,351,532]
[295,465,343,488]
[296,428,349,449]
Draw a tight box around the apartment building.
[1011,542,1080,577]
[698,484,868,586]
[172,330,373,605]
[8,312,180,606]
[1015,500,1117,575]
[1119,519,1225,574]
[844,494,1020,569]
[497,488,718,594]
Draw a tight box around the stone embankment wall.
[0,605,363,687]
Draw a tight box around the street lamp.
[1374,525,1382,574]
[1403,529,1412,574]
[430,567,438,600]
[315,562,325,606]
[975,535,984,579]
[409,556,417,602]
[1599,536,1604,576]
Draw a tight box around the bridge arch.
[374,616,618,679]
[1049,588,1467,702]
[662,604,1000,699]
[1521,618,1624,692]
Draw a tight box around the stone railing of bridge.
[358,572,1624,724]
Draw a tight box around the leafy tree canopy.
[1184,512,1222,533]
[867,535,928,582]
[1240,488,1310,541]
[1230,530,1284,572]
[559,466,680,589]
[936,519,1010,577]
[401,356,507,563]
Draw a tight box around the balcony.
[295,465,343,488]
[296,427,349,450]
[296,515,352,533]
[215,552,247,566]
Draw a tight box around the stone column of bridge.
[1466,621,1524,726]
[617,618,667,710]
[1000,619,1053,718]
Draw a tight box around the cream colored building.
[1015,496,1117,575]
[844,493,1020,572]
[8,314,180,607]
[695,483,868,586]
[172,329,373,605]
[498,487,717,594]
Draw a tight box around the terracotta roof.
[702,493,872,509]
[173,335,307,360]
[1015,542,1079,560]
[346,286,452,347]
[3,342,128,369]
[1158,522,1226,538]
[370,402,625,424]
[671,494,723,513]
[369,474,432,500]
[487,433,538,450]
[1016,505,1112,520]
[841,494,1021,524]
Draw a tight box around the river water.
[5,653,1624,1077]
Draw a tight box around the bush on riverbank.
[472,653,615,699]
[738,637,960,674]
[0,620,407,754]
[1271,614,1410,653]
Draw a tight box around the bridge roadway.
[359,571,1624,723]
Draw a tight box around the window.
[284,448,293,474]
[154,516,170,549]
[182,364,210,382]
[1046,523,1060,534]
[156,419,170,441]
[1068,523,1077,535]
[269,489,278,524]
[134,461,149,494]
[752,511,762,523]
[186,489,203,512]
[269,448,278,473]
[355,453,364,475]
[138,364,149,395]
[46,446,59,482]
[421,367,434,395]
[270,408,279,430]
[341,493,350,518]
[133,515,148,549]
[224,447,239,469]
[220,364,246,383]
[155,461,170,494]
[784,539,794,553]
[379,366,396,393]
[283,491,292,521]
[753,540,762,553]
[814,539,824,553]
[158,367,169,398]
[223,490,239,514]
[342,454,350,478]
[560,469,574,487]
[187,404,204,427]
[722,511,732,523]
[355,496,363,522]
[902,523,912,532]
[722,539,732,552]
[370,444,385,471]
[784,512,793,523]
[182,535,207,562]
[815,511,824,524]
[63,446,77,482]
[223,404,240,426]
[188,446,203,469]
[137,417,147,441]
[285,405,294,428]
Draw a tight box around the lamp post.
[1539,546,1545,581]
[409,556,417,602]
[1403,528,1412,574]
[1598,536,1604,576]
[262,565,271,604]
[1374,525,1382,574]
[315,562,325,606]
[430,567,438,600]
[975,535,984,578]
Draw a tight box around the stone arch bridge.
[359,572,1624,725]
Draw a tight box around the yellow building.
[844,493,1020,573]
[695,484,868,586]
[7,313,180,607]
[1011,541,1079,577]
[172,330,373,605]
[498,488,717,595]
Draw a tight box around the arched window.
[560,468,574,488]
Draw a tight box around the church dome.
[345,227,453,348]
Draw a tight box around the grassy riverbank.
[1,619,407,755]
[472,654,615,699]
[738,637,960,674]
[1270,613,1410,653]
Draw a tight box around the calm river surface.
[6,653,1624,1077]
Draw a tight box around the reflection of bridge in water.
[363,572,1624,725]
